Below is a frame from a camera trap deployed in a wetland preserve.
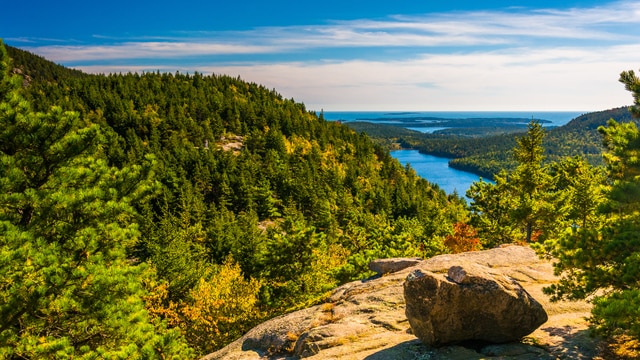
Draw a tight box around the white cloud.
[30,42,282,62]
[25,0,640,110]
[75,43,640,111]
[26,1,640,61]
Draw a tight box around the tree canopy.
[0,41,191,358]
[539,68,640,357]
[1,43,467,356]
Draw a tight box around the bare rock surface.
[368,257,422,275]
[404,263,548,346]
[202,245,600,360]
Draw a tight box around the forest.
[1,41,640,359]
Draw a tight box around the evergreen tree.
[548,156,605,229]
[543,68,640,352]
[467,121,556,245]
[0,42,190,358]
[509,121,554,242]
[466,172,519,247]
[619,69,640,118]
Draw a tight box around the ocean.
[322,111,585,127]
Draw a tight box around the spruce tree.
[509,121,555,242]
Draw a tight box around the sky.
[2,0,640,112]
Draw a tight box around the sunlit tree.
[544,68,640,353]
[0,41,190,358]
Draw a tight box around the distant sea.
[322,111,585,127]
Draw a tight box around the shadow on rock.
[364,339,555,360]
[539,326,601,359]
[363,339,432,360]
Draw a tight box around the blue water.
[406,127,450,133]
[390,149,490,195]
[323,111,584,127]
[323,110,574,195]
[323,111,585,195]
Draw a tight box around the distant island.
[382,111,421,116]
[347,116,552,130]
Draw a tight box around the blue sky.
[3,1,640,111]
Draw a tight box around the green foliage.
[0,41,191,358]
[548,156,606,229]
[541,69,640,347]
[468,122,607,249]
[544,120,640,298]
[620,69,640,118]
[509,122,555,242]
[466,174,519,247]
[5,44,87,83]
[3,44,469,353]
[180,258,264,356]
[467,122,563,246]
[591,290,640,339]
[337,212,447,282]
[258,206,327,308]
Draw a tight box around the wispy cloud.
[17,0,640,110]
[24,1,640,62]
[75,43,640,111]
[32,42,283,62]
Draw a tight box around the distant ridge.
[5,45,87,83]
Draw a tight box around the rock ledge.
[202,246,599,360]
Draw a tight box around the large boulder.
[404,262,548,346]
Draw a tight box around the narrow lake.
[390,149,490,196]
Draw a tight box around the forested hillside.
[351,107,635,179]
[5,41,640,359]
[450,107,634,177]
[6,45,87,82]
[0,43,467,357]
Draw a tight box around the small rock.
[480,343,550,358]
[447,265,469,284]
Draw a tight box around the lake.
[390,149,489,195]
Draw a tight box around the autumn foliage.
[444,222,481,253]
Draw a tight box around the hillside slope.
[3,44,468,356]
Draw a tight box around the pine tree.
[0,42,190,358]
[467,171,519,246]
[467,121,555,245]
[619,69,640,118]
[543,68,640,351]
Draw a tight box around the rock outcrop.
[368,257,422,275]
[404,263,548,346]
[202,246,600,360]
